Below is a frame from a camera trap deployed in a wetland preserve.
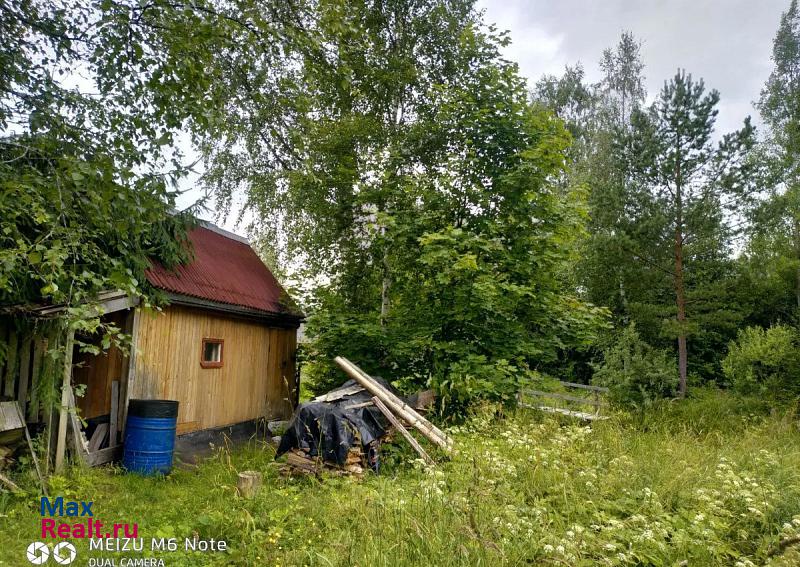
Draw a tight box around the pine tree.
[625,70,755,395]
[758,0,800,309]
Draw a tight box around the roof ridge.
[197,219,250,245]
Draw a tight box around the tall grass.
[0,388,798,566]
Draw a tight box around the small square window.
[201,338,224,368]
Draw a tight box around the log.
[236,471,262,498]
[334,357,453,451]
[342,357,453,448]
[0,471,20,492]
[285,451,319,473]
[372,397,434,465]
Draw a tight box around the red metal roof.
[146,225,299,317]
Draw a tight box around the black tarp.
[276,377,401,467]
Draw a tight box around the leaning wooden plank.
[340,357,454,449]
[88,423,109,453]
[15,403,46,496]
[66,388,89,456]
[119,308,140,438]
[16,338,31,417]
[54,327,75,473]
[372,397,434,465]
[3,330,18,398]
[334,357,452,452]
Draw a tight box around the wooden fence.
[518,381,610,421]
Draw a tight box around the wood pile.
[0,401,46,493]
[278,357,454,477]
[280,416,372,478]
[282,446,366,477]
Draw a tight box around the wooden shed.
[0,221,302,468]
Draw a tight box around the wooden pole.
[338,357,453,449]
[120,308,140,439]
[54,327,75,473]
[334,357,452,452]
[371,397,434,465]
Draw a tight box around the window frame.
[200,337,224,368]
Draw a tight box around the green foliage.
[0,0,238,309]
[593,324,678,406]
[539,33,771,391]
[205,0,607,407]
[723,325,800,399]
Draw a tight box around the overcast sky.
[477,0,788,135]
[184,0,790,230]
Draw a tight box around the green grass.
[1,388,800,566]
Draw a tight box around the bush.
[722,324,800,399]
[592,323,678,406]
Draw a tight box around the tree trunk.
[380,242,390,326]
[618,272,629,324]
[674,166,688,398]
[794,214,800,310]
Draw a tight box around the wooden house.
[0,222,302,468]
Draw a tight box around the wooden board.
[522,404,609,421]
[88,423,108,452]
[3,330,18,398]
[109,380,119,447]
[17,338,32,417]
[132,305,298,434]
[72,311,127,420]
[0,401,25,444]
[55,327,75,473]
[520,389,607,407]
[0,402,25,431]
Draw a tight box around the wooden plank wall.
[132,306,297,435]
[0,316,44,422]
[72,311,128,420]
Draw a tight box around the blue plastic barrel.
[123,399,179,475]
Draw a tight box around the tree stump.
[236,471,262,498]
